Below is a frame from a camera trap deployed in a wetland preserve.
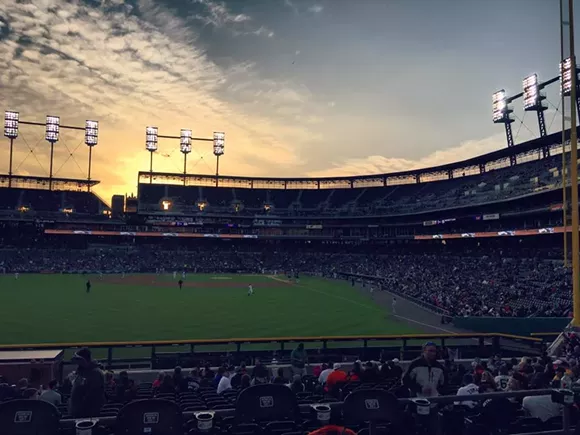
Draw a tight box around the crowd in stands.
[0,342,575,432]
[0,246,571,318]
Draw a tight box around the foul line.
[268,276,456,335]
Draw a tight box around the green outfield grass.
[0,273,419,345]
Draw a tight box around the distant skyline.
[0,0,575,199]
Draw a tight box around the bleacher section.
[138,153,568,216]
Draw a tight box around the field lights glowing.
[180,129,192,154]
[213,132,225,156]
[560,57,573,96]
[4,111,19,139]
[523,74,540,109]
[45,116,60,142]
[85,120,99,146]
[492,90,507,122]
[145,126,158,151]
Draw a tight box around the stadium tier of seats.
[138,153,570,217]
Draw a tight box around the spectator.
[350,361,363,382]
[289,375,305,394]
[152,372,165,390]
[231,367,244,389]
[403,342,445,397]
[104,371,116,390]
[318,362,333,385]
[214,367,225,388]
[15,378,29,397]
[291,343,308,377]
[272,367,288,385]
[158,374,175,394]
[361,361,379,383]
[69,348,105,418]
[495,365,511,391]
[115,371,136,403]
[185,369,200,391]
[522,375,562,422]
[325,363,348,393]
[22,388,39,400]
[455,374,479,408]
[173,366,188,392]
[217,367,233,394]
[240,374,251,390]
[251,359,269,384]
[39,380,62,406]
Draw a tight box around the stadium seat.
[235,384,301,423]
[0,399,60,435]
[342,389,401,426]
[115,399,183,435]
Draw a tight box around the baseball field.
[0,274,420,346]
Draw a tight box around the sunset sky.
[0,0,573,200]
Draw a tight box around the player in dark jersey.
[86,280,91,293]
[178,279,183,289]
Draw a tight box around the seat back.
[116,399,183,435]
[0,399,60,435]
[235,384,300,422]
[342,389,400,425]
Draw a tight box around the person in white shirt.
[455,374,479,408]
[14,272,19,280]
[39,380,62,406]
[248,284,254,296]
[522,375,562,422]
[318,363,333,385]
[173,271,177,279]
[217,368,232,394]
[494,365,511,391]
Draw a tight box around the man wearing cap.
[403,342,446,398]
[325,363,348,394]
[69,348,105,418]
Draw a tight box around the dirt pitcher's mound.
[102,275,291,288]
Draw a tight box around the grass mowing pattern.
[0,274,419,345]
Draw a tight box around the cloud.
[283,0,299,15]
[306,134,506,178]
[190,0,274,37]
[308,4,324,13]
[0,0,320,199]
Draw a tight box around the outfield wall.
[453,316,569,335]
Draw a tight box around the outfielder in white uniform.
[173,271,177,279]
[248,284,254,296]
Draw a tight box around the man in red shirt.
[325,363,348,393]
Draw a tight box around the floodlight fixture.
[180,129,192,154]
[4,111,19,139]
[45,115,60,142]
[560,57,573,96]
[523,74,540,110]
[213,131,225,156]
[85,120,99,146]
[145,126,159,151]
[492,90,508,122]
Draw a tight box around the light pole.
[145,126,158,184]
[180,129,192,186]
[85,120,98,192]
[45,115,60,191]
[4,111,19,188]
[213,132,225,186]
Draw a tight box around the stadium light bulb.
[85,120,99,146]
[145,126,158,152]
[45,115,60,142]
[492,90,507,122]
[4,111,19,139]
[180,128,192,154]
[522,74,539,110]
[213,131,225,156]
[560,57,573,96]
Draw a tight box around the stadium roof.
[138,127,576,188]
[0,174,99,191]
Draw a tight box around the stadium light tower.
[492,90,516,165]
[4,111,19,188]
[145,126,158,184]
[523,74,549,157]
[45,115,60,191]
[180,128,192,185]
[213,132,225,186]
[85,120,98,192]
[560,57,580,118]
